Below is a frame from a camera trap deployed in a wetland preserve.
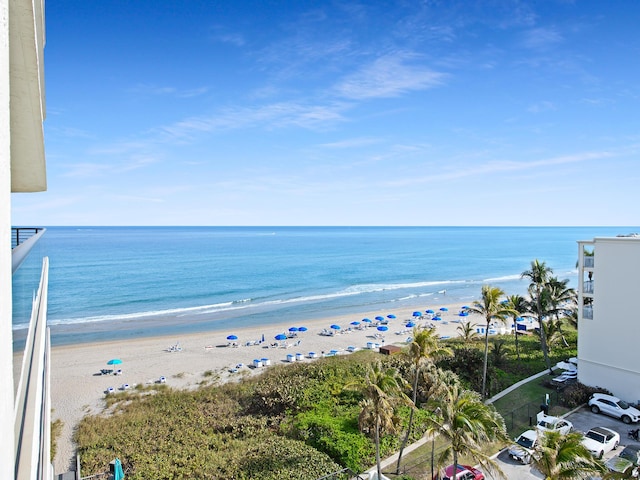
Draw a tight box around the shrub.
[560,383,613,409]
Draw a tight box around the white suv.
[588,393,640,424]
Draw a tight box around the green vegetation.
[76,257,582,479]
[51,418,63,462]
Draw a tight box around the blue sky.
[12,0,640,226]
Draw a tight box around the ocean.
[11,226,635,346]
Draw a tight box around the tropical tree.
[345,361,410,480]
[546,276,577,346]
[522,259,554,373]
[467,285,515,398]
[505,294,529,360]
[426,383,508,480]
[490,339,510,367]
[532,430,606,480]
[395,328,451,474]
[456,321,479,343]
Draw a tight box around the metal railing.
[583,280,594,294]
[583,256,594,268]
[583,306,593,320]
[12,227,44,249]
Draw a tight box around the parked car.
[581,426,620,459]
[605,455,635,475]
[588,393,640,424]
[436,464,484,480]
[536,412,573,435]
[508,430,537,464]
[619,443,640,466]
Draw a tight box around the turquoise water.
[11,226,635,345]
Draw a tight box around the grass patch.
[492,374,571,437]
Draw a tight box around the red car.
[436,464,485,480]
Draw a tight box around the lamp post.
[431,407,441,480]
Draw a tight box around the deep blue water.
[11,226,636,345]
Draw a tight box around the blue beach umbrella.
[412,311,422,317]
[387,314,396,319]
[458,312,468,317]
[462,305,470,309]
[275,333,287,341]
[298,326,308,332]
[406,322,415,328]
[107,359,122,366]
[377,325,389,332]
[375,316,385,321]
[440,307,448,312]
[425,309,435,314]
[288,327,298,332]
[226,335,238,341]
[350,321,360,326]
[362,318,372,323]
[330,324,341,330]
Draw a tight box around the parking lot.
[483,405,638,480]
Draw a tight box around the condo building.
[577,235,640,405]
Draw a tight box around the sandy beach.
[36,302,511,475]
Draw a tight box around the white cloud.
[334,52,446,100]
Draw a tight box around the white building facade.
[2,0,49,478]
[577,235,640,405]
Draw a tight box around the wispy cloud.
[128,84,208,98]
[334,52,446,100]
[528,101,556,113]
[317,137,382,149]
[386,150,613,187]
[157,101,351,140]
[521,27,563,50]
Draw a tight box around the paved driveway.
[483,406,638,480]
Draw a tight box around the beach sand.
[36,303,512,475]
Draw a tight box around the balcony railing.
[583,305,593,320]
[12,227,44,249]
[583,280,594,294]
[583,255,594,268]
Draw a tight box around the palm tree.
[346,361,410,480]
[522,259,553,373]
[456,321,479,343]
[490,339,510,367]
[546,276,577,347]
[532,430,606,480]
[426,383,508,480]
[395,328,451,474]
[505,294,528,360]
[467,285,515,398]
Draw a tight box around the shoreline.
[37,301,513,475]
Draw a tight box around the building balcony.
[583,305,593,320]
[12,227,44,248]
[583,280,594,295]
[583,255,594,268]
